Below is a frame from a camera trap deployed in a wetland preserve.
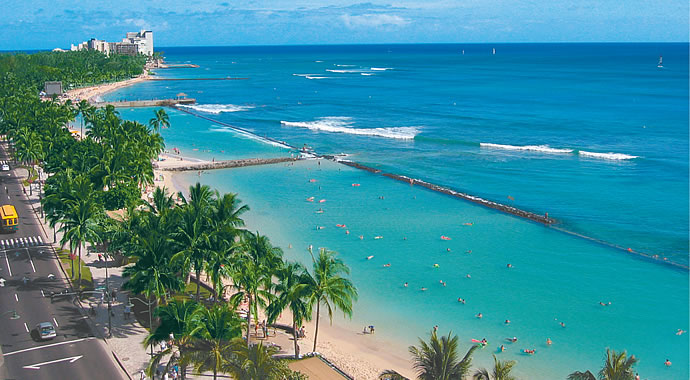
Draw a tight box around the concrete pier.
[156,157,297,172]
[94,98,196,108]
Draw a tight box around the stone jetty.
[156,157,297,172]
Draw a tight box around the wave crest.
[578,151,638,160]
[281,117,419,140]
[480,143,573,154]
[179,104,254,114]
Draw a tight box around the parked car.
[36,322,57,340]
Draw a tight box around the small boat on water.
[492,48,496,55]
[657,55,663,68]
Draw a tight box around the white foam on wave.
[326,69,363,73]
[209,125,291,149]
[480,143,573,154]
[335,64,356,67]
[180,104,254,114]
[370,67,392,71]
[281,117,419,140]
[578,151,638,160]
[306,76,329,80]
[361,73,374,76]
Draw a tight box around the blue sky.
[2,0,688,50]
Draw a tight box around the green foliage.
[568,349,638,380]
[0,50,146,92]
[409,330,478,380]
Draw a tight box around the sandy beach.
[149,154,416,379]
[64,73,150,103]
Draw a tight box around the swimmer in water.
[457,298,465,304]
[466,274,471,278]
[404,282,408,287]
[476,313,483,319]
[664,358,672,367]
[383,263,391,267]
[507,337,517,343]
[500,344,505,352]
[560,322,566,328]
[676,329,687,335]
[421,287,427,291]
[442,282,446,287]
[446,248,451,252]
[507,264,513,268]
[546,338,552,345]
[366,255,374,260]
[288,244,292,249]
[433,264,440,268]
[359,235,364,240]
[466,250,472,254]
[504,319,510,325]
[346,230,350,234]
[403,237,407,240]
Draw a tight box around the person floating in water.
[506,263,513,268]
[457,297,465,304]
[507,337,518,343]
[476,313,483,319]
[403,282,408,287]
[546,338,552,345]
[676,329,687,335]
[504,319,510,325]
[560,322,566,328]
[664,358,672,367]
[499,344,505,352]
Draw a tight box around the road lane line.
[52,317,59,327]
[4,250,11,276]
[3,337,95,356]
[23,323,29,332]
[27,249,36,273]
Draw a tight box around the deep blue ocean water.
[108,43,689,379]
[109,43,689,266]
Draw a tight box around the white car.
[1,164,9,171]
[36,322,57,340]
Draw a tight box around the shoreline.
[160,165,417,380]
[64,73,150,103]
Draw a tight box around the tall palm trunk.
[195,268,201,302]
[313,300,321,352]
[246,293,252,347]
[77,243,82,287]
[292,320,300,359]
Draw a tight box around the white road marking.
[41,289,45,297]
[3,337,95,356]
[27,250,36,273]
[52,317,59,327]
[23,355,83,370]
[23,322,29,332]
[14,293,18,302]
[4,250,10,276]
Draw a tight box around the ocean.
[108,43,689,379]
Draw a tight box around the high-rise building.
[68,30,153,56]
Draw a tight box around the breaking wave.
[209,126,291,149]
[578,151,639,160]
[480,143,573,154]
[481,143,639,160]
[370,67,392,71]
[280,117,419,140]
[179,104,254,114]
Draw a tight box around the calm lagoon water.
[109,43,689,379]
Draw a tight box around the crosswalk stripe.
[0,236,46,249]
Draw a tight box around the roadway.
[0,144,127,380]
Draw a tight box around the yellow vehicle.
[0,205,18,232]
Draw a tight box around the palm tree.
[185,303,244,380]
[233,232,283,346]
[59,195,102,287]
[409,329,478,380]
[145,299,202,380]
[473,354,517,380]
[306,247,358,352]
[568,349,638,380]
[223,340,293,380]
[266,261,312,358]
[149,108,170,133]
[378,370,411,380]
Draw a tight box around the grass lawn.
[56,248,93,290]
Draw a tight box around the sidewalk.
[17,166,150,379]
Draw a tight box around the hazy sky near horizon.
[2,0,688,50]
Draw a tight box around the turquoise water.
[177,159,688,379]
[106,43,689,266]
[108,43,689,379]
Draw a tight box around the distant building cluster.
[68,30,153,56]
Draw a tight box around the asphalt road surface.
[0,145,127,380]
